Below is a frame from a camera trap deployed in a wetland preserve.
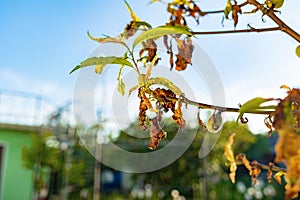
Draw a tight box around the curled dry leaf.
[175,37,194,71]
[232,3,242,27]
[139,39,157,63]
[172,97,186,129]
[167,0,203,26]
[251,161,261,186]
[224,133,237,183]
[236,154,261,185]
[138,89,150,131]
[153,87,185,129]
[153,88,177,113]
[164,35,175,70]
[264,115,274,137]
[272,88,300,199]
[274,171,286,184]
[123,21,139,39]
[267,162,274,183]
[197,108,207,129]
[148,117,167,150]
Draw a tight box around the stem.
[180,96,274,115]
[247,0,300,43]
[148,90,274,115]
[200,1,249,16]
[235,159,287,173]
[190,0,300,43]
[124,44,141,75]
[192,27,281,35]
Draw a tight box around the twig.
[247,0,300,43]
[236,158,287,173]
[190,0,300,43]
[179,96,274,115]
[192,26,281,35]
[199,1,249,16]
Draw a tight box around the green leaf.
[87,32,125,45]
[117,65,126,96]
[145,54,158,80]
[95,64,105,74]
[134,21,152,29]
[272,0,284,8]
[124,0,141,21]
[296,45,300,58]
[118,80,126,96]
[70,56,133,74]
[133,25,193,48]
[148,77,181,96]
[237,97,274,121]
[224,0,232,19]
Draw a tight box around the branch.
[236,158,287,173]
[190,0,300,43]
[247,0,300,43]
[192,26,281,35]
[179,96,274,115]
[199,1,249,16]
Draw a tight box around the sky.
[0,0,300,133]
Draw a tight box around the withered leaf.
[175,37,194,71]
[237,154,261,186]
[188,2,201,24]
[251,161,261,186]
[172,98,186,129]
[163,35,174,70]
[236,153,252,174]
[274,171,286,184]
[139,39,157,63]
[224,133,237,183]
[264,115,274,137]
[153,88,177,113]
[123,21,138,39]
[197,108,207,129]
[267,162,274,183]
[232,3,242,27]
[148,117,167,150]
[138,89,149,131]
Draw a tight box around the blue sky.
[1,0,300,132]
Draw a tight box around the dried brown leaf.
[140,39,157,63]
[232,3,242,27]
[148,117,167,150]
[138,89,149,131]
[175,37,194,71]
[267,162,274,183]
[172,98,186,129]
[237,153,252,173]
[197,108,207,129]
[251,161,261,186]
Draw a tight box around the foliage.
[115,120,256,199]
[22,131,95,198]
[22,132,61,171]
[70,0,300,198]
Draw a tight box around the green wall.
[0,125,33,200]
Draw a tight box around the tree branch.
[191,26,281,35]
[190,0,300,43]
[182,96,274,115]
[236,159,287,173]
[163,95,274,115]
[199,1,249,16]
[247,0,300,43]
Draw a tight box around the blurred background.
[0,88,288,199]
